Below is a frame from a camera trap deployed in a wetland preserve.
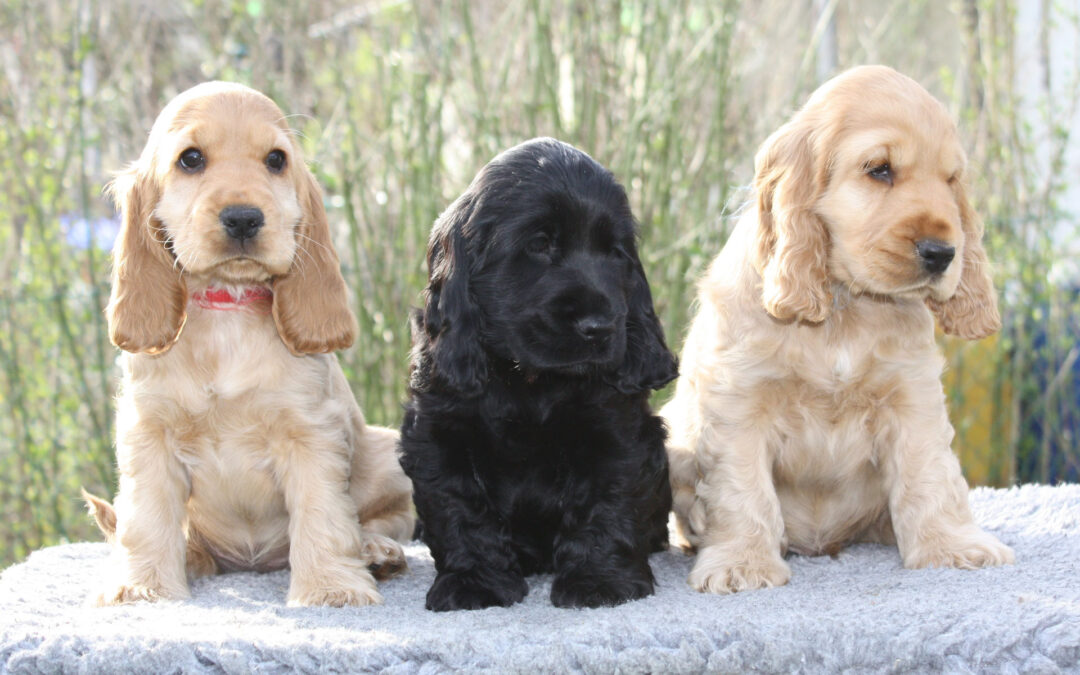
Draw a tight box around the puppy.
[662,65,1014,594]
[400,137,678,611]
[88,81,414,607]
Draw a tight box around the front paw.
[688,544,790,594]
[903,528,1015,570]
[93,580,189,606]
[287,562,382,607]
[425,569,527,612]
[360,532,407,580]
[551,569,654,608]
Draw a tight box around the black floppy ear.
[422,195,488,396]
[609,254,678,395]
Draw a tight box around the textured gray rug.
[1,485,1079,673]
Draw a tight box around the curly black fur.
[400,138,678,611]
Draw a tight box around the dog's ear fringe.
[926,179,1001,340]
[417,194,488,397]
[272,167,357,356]
[105,166,189,355]
[607,257,679,395]
[753,115,833,325]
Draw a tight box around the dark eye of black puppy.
[607,239,635,264]
[526,232,555,260]
[589,219,629,262]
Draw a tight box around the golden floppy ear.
[272,167,357,355]
[926,180,1001,340]
[105,167,188,354]
[753,116,833,324]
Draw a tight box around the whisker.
[294,231,333,257]
[291,248,312,277]
[278,114,313,143]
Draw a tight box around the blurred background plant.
[1,0,1077,568]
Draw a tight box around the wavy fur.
[663,66,1012,595]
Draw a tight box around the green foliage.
[0,0,1076,568]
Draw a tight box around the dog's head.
[417,137,677,396]
[752,65,1000,340]
[106,81,355,355]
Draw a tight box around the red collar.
[191,287,273,311]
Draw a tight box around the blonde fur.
[663,66,1012,594]
[92,82,413,607]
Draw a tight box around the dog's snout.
[915,239,955,275]
[574,316,616,342]
[220,206,265,241]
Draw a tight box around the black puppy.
[400,137,678,611]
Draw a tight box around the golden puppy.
[662,65,1014,594]
[87,81,414,607]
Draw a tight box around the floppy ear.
[421,195,487,396]
[272,168,357,355]
[105,167,188,354]
[926,180,1001,340]
[753,116,833,323]
[608,254,678,395]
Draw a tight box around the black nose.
[574,316,616,342]
[220,206,264,241]
[915,239,955,275]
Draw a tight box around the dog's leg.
[549,422,671,608]
[667,441,702,553]
[83,489,219,579]
[686,426,791,594]
[405,450,527,611]
[354,486,412,582]
[885,411,1014,570]
[416,488,527,611]
[350,424,413,580]
[275,429,382,608]
[550,493,658,608]
[94,420,191,605]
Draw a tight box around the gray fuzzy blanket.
[2,485,1079,673]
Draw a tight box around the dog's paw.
[425,569,527,612]
[903,529,1015,570]
[550,570,654,608]
[287,584,382,608]
[287,564,383,607]
[688,545,790,594]
[359,532,407,580]
[93,581,188,606]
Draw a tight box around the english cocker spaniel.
[662,65,1014,594]
[85,81,414,607]
[400,137,678,611]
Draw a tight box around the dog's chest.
[764,334,913,473]
[478,394,613,490]
[177,396,286,510]
[186,310,294,402]
[484,390,614,459]
[126,312,318,562]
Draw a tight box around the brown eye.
[867,162,893,186]
[266,149,286,173]
[177,148,205,173]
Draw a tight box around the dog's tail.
[81,488,117,543]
